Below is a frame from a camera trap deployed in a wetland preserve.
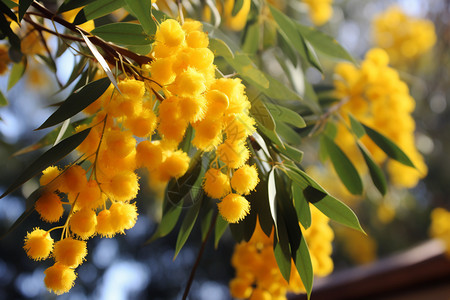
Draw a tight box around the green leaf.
[0,89,8,106]
[7,60,26,90]
[293,232,313,298]
[268,168,278,234]
[348,113,365,139]
[253,179,273,237]
[284,164,364,232]
[125,0,156,35]
[357,143,387,196]
[209,37,234,59]
[270,5,321,72]
[146,199,184,243]
[273,213,291,282]
[18,0,33,21]
[249,94,275,131]
[362,124,415,168]
[0,128,91,199]
[313,194,364,233]
[275,143,303,162]
[0,0,17,21]
[292,183,311,229]
[174,197,202,259]
[125,44,151,55]
[91,23,151,45]
[37,77,111,130]
[296,23,355,63]
[229,201,257,242]
[257,120,284,148]
[201,208,214,242]
[266,103,306,128]
[242,20,259,54]
[214,215,228,248]
[275,120,302,146]
[228,53,270,89]
[74,0,125,23]
[321,135,363,195]
[231,0,244,17]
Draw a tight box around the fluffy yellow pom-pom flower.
[68,180,103,210]
[158,150,190,181]
[59,165,87,195]
[203,168,231,199]
[44,263,77,295]
[69,208,98,240]
[39,166,62,189]
[218,193,250,223]
[53,238,87,268]
[170,67,207,97]
[217,141,249,169]
[23,228,53,261]
[231,164,259,195]
[136,140,163,170]
[103,171,140,202]
[155,19,185,48]
[110,202,138,234]
[96,209,116,238]
[105,129,136,158]
[35,192,64,223]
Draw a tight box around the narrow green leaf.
[91,23,151,45]
[125,0,156,35]
[252,179,273,237]
[0,89,8,106]
[266,103,306,128]
[227,53,270,89]
[250,94,275,131]
[174,197,202,259]
[303,38,323,73]
[275,143,303,163]
[214,215,228,248]
[284,164,364,232]
[78,30,121,93]
[322,135,363,195]
[7,60,26,90]
[273,214,291,282]
[296,23,355,63]
[242,20,259,54]
[294,232,313,297]
[275,120,302,146]
[357,143,387,196]
[74,0,125,23]
[209,37,234,59]
[125,44,151,55]
[37,78,111,130]
[362,124,415,168]
[292,183,311,229]
[0,128,91,199]
[231,0,244,17]
[18,0,33,21]
[268,168,278,234]
[257,120,284,148]
[0,0,17,21]
[313,195,364,233]
[146,202,183,243]
[201,208,214,242]
[348,113,365,139]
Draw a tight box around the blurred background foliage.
[0,0,449,299]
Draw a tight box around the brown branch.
[182,211,218,300]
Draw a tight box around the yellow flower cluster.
[149,19,258,223]
[334,48,427,188]
[373,6,436,65]
[230,206,334,299]
[301,0,333,26]
[24,17,257,294]
[429,207,450,256]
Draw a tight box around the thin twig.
[182,211,218,300]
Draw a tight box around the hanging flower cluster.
[333,48,427,188]
[230,206,334,299]
[22,17,260,294]
[373,5,436,65]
